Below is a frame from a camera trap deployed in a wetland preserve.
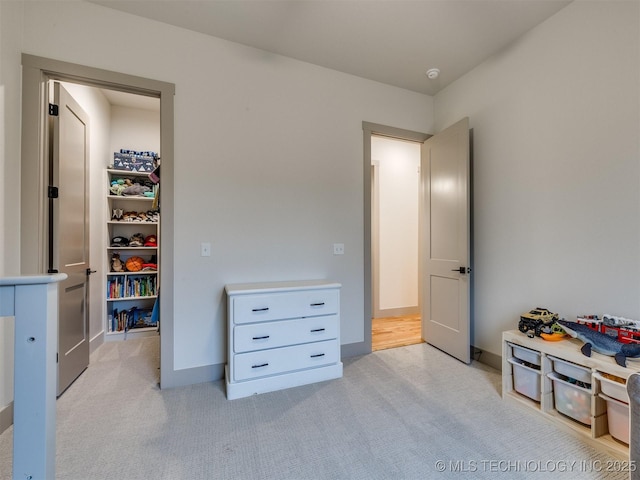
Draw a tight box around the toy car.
[519,307,559,337]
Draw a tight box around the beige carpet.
[0,335,628,479]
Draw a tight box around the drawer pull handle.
[252,335,270,340]
[310,302,325,307]
[310,353,325,358]
[310,328,325,333]
[252,363,269,369]
[252,307,269,312]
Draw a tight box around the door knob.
[451,267,471,274]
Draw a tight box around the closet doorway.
[20,54,176,390]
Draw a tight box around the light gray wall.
[109,105,160,156]
[434,0,640,357]
[0,0,433,410]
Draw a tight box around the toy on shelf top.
[557,319,640,368]
[111,149,158,173]
[603,314,640,330]
[518,307,559,338]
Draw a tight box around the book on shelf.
[106,275,157,299]
[110,306,157,333]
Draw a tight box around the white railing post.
[0,273,66,480]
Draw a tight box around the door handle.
[451,267,471,274]
[86,268,97,276]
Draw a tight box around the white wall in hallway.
[372,136,420,313]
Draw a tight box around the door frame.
[363,122,430,352]
[20,54,175,388]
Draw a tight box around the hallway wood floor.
[372,314,423,351]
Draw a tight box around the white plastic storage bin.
[594,372,629,403]
[508,342,541,366]
[548,372,592,425]
[598,393,629,444]
[548,355,591,384]
[508,357,541,402]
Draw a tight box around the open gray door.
[50,82,91,395]
[420,117,471,364]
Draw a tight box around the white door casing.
[420,117,471,364]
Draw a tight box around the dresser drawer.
[232,289,339,324]
[234,315,338,353]
[233,339,339,381]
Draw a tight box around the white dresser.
[225,280,343,400]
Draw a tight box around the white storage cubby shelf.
[106,169,159,340]
[225,280,343,400]
[502,330,640,459]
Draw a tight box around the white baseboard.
[374,306,420,318]
[90,330,105,355]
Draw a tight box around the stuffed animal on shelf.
[111,253,124,272]
[110,179,126,196]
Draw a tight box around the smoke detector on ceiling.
[426,68,440,80]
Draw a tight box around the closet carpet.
[0,335,627,479]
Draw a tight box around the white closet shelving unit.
[105,168,159,340]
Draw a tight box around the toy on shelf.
[557,319,640,368]
[540,322,568,342]
[111,253,124,273]
[574,314,640,345]
[518,307,559,338]
[602,314,640,345]
[110,177,155,197]
[576,314,602,330]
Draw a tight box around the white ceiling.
[90,0,572,96]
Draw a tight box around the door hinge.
[48,186,59,199]
[48,103,59,116]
